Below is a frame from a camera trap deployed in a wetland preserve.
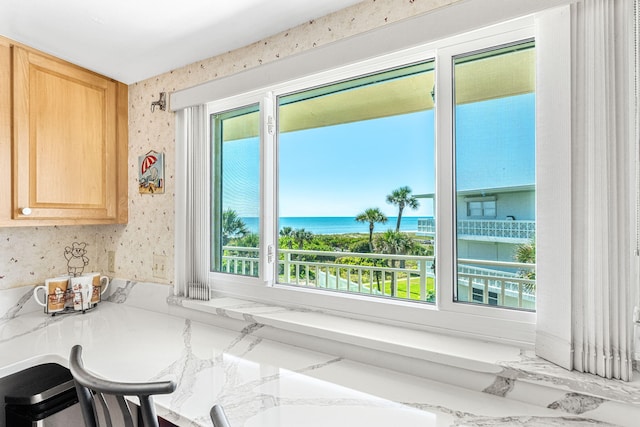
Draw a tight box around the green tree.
[348,239,372,253]
[515,237,536,293]
[279,226,294,249]
[374,230,417,296]
[335,256,385,292]
[222,208,249,245]
[355,207,388,252]
[386,186,419,232]
[293,228,314,250]
[234,232,259,248]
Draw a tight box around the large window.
[207,36,536,312]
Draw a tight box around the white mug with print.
[70,275,93,311]
[82,272,109,303]
[33,276,70,313]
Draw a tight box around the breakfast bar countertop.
[0,291,637,427]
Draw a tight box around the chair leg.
[74,383,99,427]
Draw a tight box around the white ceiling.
[0,0,363,84]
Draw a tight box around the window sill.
[181,295,521,372]
[176,295,640,412]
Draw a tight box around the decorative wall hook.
[151,92,167,112]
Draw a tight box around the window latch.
[267,115,275,135]
[267,244,274,263]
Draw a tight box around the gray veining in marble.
[0,314,62,344]
[497,351,640,406]
[451,415,618,426]
[402,401,477,419]
[166,294,184,306]
[150,319,215,410]
[212,356,346,427]
[547,393,606,415]
[378,401,618,426]
[215,307,231,318]
[483,376,516,397]
[243,313,257,322]
[150,318,272,425]
[106,280,135,303]
[0,287,33,321]
[154,312,351,427]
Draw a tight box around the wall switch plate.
[107,251,116,273]
[152,254,167,279]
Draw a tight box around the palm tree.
[279,226,294,249]
[292,228,314,250]
[386,186,419,232]
[221,208,249,245]
[235,232,259,248]
[374,230,416,296]
[515,237,536,293]
[355,208,388,252]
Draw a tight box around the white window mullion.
[262,92,277,286]
[434,47,456,312]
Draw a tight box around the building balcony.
[417,218,535,243]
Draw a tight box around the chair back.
[69,345,176,427]
[210,405,232,427]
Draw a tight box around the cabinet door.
[12,47,119,220]
[0,40,11,220]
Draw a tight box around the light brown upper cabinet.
[0,38,128,225]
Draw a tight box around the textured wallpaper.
[1,0,459,290]
[0,226,103,289]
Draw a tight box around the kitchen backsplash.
[0,226,104,290]
[1,0,459,290]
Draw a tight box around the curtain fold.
[571,0,635,380]
[634,0,640,369]
[175,105,210,300]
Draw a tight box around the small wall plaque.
[138,150,165,194]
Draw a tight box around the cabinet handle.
[21,207,32,216]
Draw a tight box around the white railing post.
[419,259,427,300]
[284,251,291,283]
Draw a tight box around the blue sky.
[222,93,535,218]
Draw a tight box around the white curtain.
[174,105,210,299]
[635,0,640,367]
[571,0,636,380]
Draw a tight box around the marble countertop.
[1,294,638,427]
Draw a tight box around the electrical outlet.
[107,251,116,273]
[152,254,167,279]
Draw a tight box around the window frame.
[199,13,568,347]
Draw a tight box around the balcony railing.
[417,218,535,243]
[221,246,535,309]
[457,259,535,309]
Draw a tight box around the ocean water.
[242,216,427,235]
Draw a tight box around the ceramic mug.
[70,276,93,311]
[33,276,70,313]
[82,272,109,303]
